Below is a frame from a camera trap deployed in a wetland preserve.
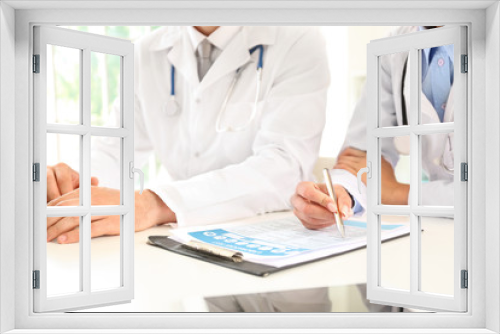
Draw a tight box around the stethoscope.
[394,56,454,175]
[163,45,264,133]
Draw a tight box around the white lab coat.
[332,26,455,211]
[92,26,330,226]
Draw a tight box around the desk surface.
[45,212,454,312]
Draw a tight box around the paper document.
[170,216,409,268]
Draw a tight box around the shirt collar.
[187,26,242,53]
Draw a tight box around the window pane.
[91,52,121,127]
[46,45,81,125]
[420,216,454,296]
[91,215,121,291]
[378,51,410,128]
[380,215,410,291]
[46,216,81,296]
[420,132,454,206]
[419,44,454,125]
[380,136,410,205]
[91,136,121,205]
[46,133,81,205]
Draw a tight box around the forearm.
[381,183,410,205]
[136,189,176,226]
[149,151,306,227]
[420,180,454,206]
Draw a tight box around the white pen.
[322,168,345,238]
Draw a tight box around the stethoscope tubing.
[170,66,175,96]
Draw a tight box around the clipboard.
[147,235,372,277]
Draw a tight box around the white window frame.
[366,26,467,312]
[33,25,135,312]
[0,1,498,333]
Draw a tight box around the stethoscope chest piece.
[163,97,180,116]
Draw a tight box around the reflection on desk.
[204,284,416,313]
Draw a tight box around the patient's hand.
[335,147,409,205]
[46,187,176,244]
[291,182,353,230]
[46,162,99,202]
[334,147,368,183]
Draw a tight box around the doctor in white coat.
[292,26,456,229]
[46,26,330,243]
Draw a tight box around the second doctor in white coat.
[46,26,330,243]
[292,26,456,229]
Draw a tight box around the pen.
[322,168,345,238]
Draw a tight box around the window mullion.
[373,123,455,138]
[46,205,129,217]
[366,45,379,297]
[412,123,455,135]
[46,124,130,137]
[122,52,134,293]
[372,205,454,217]
[372,126,411,138]
[81,48,92,294]
[372,205,410,215]
[409,47,420,295]
[46,124,88,135]
[90,127,129,137]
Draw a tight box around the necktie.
[421,47,453,122]
[197,39,212,81]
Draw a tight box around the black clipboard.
[147,235,373,277]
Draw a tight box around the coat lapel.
[169,30,200,87]
[150,27,200,88]
[420,86,455,124]
[198,27,277,93]
[198,33,250,92]
[443,85,454,122]
[421,91,440,123]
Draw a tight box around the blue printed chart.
[189,229,309,257]
[187,219,405,258]
[172,217,410,268]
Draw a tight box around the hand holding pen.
[291,174,354,232]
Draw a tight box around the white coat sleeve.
[421,180,454,206]
[91,96,155,189]
[150,28,330,227]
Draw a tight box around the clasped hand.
[336,148,409,205]
[46,163,175,244]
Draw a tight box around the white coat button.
[195,97,201,103]
[194,152,200,158]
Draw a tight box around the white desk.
[45,212,454,312]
